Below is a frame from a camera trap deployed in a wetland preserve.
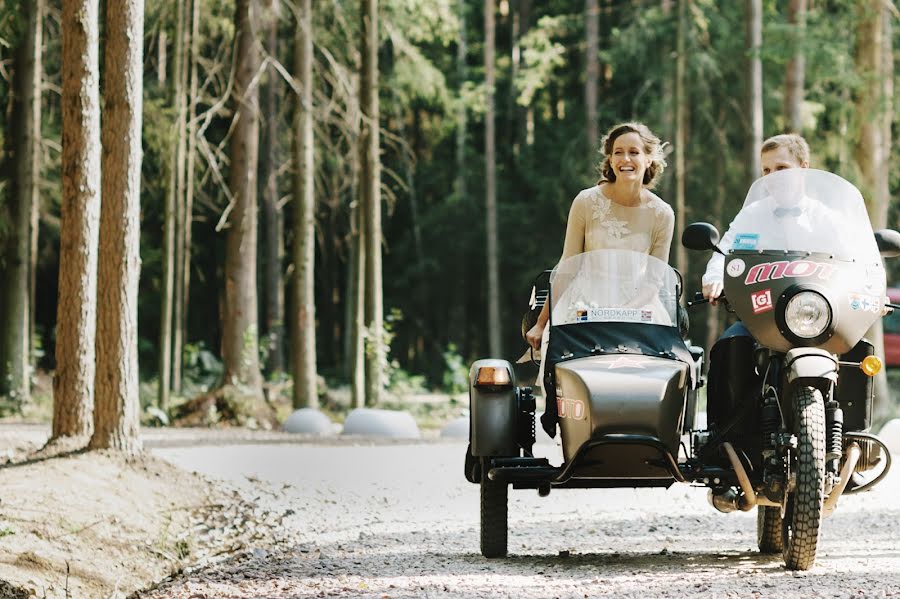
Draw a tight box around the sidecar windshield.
[729,169,880,264]
[549,249,678,327]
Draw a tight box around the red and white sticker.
[557,397,586,420]
[751,289,774,314]
[744,260,834,285]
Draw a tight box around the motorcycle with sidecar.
[465,169,897,570]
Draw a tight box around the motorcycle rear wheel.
[480,458,509,558]
[781,386,825,570]
[757,505,783,554]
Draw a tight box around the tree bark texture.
[54,0,101,439]
[784,0,806,133]
[361,0,384,405]
[455,0,467,201]
[292,0,318,409]
[262,0,285,376]
[674,0,687,277]
[90,0,144,455]
[746,0,762,181]
[181,0,201,384]
[485,0,501,357]
[222,0,264,395]
[172,0,190,394]
[1,0,42,405]
[585,0,599,152]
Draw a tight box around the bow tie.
[774,206,802,218]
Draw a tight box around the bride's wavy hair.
[596,122,667,189]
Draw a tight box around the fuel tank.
[554,354,689,477]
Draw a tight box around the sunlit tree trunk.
[485,0,501,356]
[1,0,43,406]
[292,0,318,409]
[585,0,599,151]
[262,0,285,376]
[746,0,762,181]
[221,0,264,396]
[455,0,467,200]
[91,0,143,454]
[54,0,101,439]
[172,0,190,395]
[181,0,201,382]
[784,0,806,133]
[674,0,687,276]
[361,0,384,405]
[855,1,891,416]
[158,29,167,86]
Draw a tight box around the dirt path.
[139,441,900,598]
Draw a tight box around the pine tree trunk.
[585,0,599,151]
[90,0,143,455]
[485,0,501,357]
[262,0,285,376]
[784,0,806,133]
[222,0,264,396]
[746,0,762,181]
[172,0,190,395]
[292,0,317,409]
[361,0,384,405]
[855,2,892,417]
[54,0,102,439]
[181,0,201,381]
[674,0,687,276]
[1,0,42,406]
[455,0,467,200]
[348,197,366,409]
[159,29,167,86]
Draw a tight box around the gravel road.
[139,438,900,599]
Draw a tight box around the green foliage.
[441,343,468,395]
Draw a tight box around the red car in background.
[884,288,900,367]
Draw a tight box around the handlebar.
[687,290,727,308]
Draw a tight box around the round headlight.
[784,291,831,339]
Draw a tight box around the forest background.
[1,0,899,432]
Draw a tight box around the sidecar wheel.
[757,506,783,554]
[480,458,508,558]
[782,386,825,571]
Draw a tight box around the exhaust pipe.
[823,443,861,516]
[722,442,757,511]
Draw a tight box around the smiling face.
[610,132,650,183]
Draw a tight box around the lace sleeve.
[560,192,588,261]
[650,200,675,263]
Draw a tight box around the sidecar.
[465,249,704,558]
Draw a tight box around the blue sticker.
[733,233,759,250]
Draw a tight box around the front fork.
[759,358,841,503]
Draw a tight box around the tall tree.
[784,0,807,133]
[262,0,285,375]
[221,0,264,396]
[292,0,317,409]
[361,0,384,405]
[181,0,201,384]
[1,0,43,406]
[54,0,102,439]
[585,0,599,151]
[485,0,501,356]
[455,0,467,200]
[673,0,687,276]
[90,0,144,454]
[855,0,891,416]
[746,0,763,180]
[172,0,191,395]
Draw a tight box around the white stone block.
[283,408,335,435]
[342,408,420,439]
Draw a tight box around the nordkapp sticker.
[727,259,746,278]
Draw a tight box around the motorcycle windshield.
[728,169,880,263]
[549,249,679,328]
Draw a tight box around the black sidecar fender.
[469,359,519,457]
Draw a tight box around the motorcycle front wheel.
[781,385,826,570]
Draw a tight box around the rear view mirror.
[682,222,723,254]
[875,229,900,258]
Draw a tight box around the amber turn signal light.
[860,355,883,377]
[475,366,512,387]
